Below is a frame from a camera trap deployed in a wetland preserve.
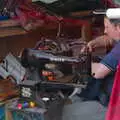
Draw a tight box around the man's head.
[104,16,120,41]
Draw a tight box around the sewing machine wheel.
[34,39,61,53]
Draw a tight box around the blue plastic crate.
[0,16,9,20]
[0,106,5,120]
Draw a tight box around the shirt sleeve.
[100,42,120,72]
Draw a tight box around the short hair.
[109,19,120,25]
[104,15,120,25]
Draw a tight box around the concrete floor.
[62,96,107,120]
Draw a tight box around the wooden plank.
[5,98,19,120]
[0,19,20,28]
[70,10,93,17]
[0,27,27,37]
[0,79,19,104]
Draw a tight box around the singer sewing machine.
[20,48,93,97]
[21,48,92,85]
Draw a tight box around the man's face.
[104,17,120,40]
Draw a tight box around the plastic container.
[0,106,5,120]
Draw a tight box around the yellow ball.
[29,101,35,108]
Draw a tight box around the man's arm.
[89,35,112,49]
[92,62,111,79]
[92,41,120,79]
[81,35,114,53]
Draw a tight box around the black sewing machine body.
[21,48,92,85]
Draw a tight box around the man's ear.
[116,25,120,33]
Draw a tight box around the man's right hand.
[81,41,94,53]
[81,35,113,53]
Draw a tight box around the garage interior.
[0,0,119,120]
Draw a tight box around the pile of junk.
[0,36,98,120]
[0,36,92,99]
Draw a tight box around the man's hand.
[81,41,94,53]
[81,35,113,53]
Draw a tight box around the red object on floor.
[105,63,120,120]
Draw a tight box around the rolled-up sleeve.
[100,42,120,72]
[100,53,118,71]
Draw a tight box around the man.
[81,15,120,100]
[62,15,120,120]
[92,17,120,79]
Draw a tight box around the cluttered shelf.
[0,0,104,58]
[0,17,92,37]
[0,19,27,38]
[0,12,93,58]
[0,27,27,38]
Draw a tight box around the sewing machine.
[21,48,92,84]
